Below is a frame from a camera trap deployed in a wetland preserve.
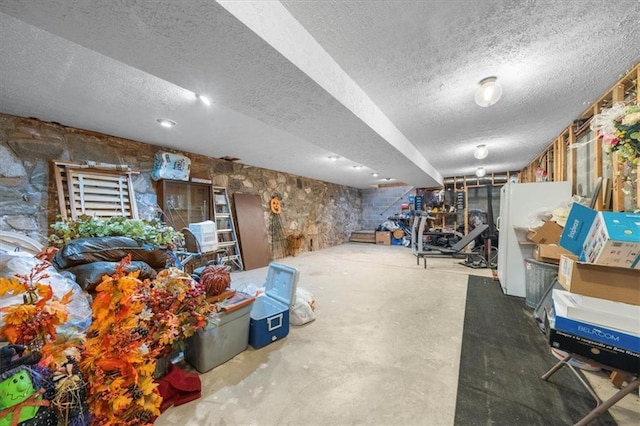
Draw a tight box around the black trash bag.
[52,236,167,270]
[64,260,158,291]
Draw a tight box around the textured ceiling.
[0,1,639,189]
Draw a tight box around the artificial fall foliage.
[1,254,214,425]
[0,261,76,368]
[80,256,213,425]
[142,267,214,356]
[80,255,161,425]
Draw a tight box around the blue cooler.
[249,263,299,349]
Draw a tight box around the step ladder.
[212,186,244,270]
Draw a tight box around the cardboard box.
[554,315,640,353]
[560,203,640,269]
[552,289,640,335]
[527,221,563,244]
[583,210,640,269]
[533,244,571,264]
[557,255,640,305]
[375,231,391,245]
[553,290,640,352]
[548,328,640,374]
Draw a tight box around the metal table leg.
[574,377,640,426]
[542,352,639,426]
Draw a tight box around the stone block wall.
[0,113,362,254]
[361,185,413,230]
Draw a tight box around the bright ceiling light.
[156,118,176,128]
[474,144,489,159]
[474,76,502,107]
[371,173,379,177]
[196,94,211,106]
[475,167,486,177]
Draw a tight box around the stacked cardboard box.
[556,203,640,306]
[526,220,571,264]
[550,289,640,373]
[560,203,640,269]
[545,202,640,374]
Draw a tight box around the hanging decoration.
[269,196,282,215]
[591,102,640,166]
[268,195,288,259]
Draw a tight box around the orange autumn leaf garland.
[80,255,162,425]
[80,256,214,425]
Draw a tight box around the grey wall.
[361,185,413,230]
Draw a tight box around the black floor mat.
[454,275,616,425]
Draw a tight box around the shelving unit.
[212,187,243,270]
[157,179,213,230]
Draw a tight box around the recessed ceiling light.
[196,94,211,106]
[352,165,363,169]
[372,173,379,177]
[157,118,176,128]
[328,155,340,161]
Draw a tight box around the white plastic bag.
[0,254,93,334]
[151,152,191,181]
[290,287,316,326]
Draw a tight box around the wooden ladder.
[212,187,244,270]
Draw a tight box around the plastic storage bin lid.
[264,262,299,307]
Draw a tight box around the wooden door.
[233,193,271,270]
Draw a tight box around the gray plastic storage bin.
[524,257,559,308]
[185,293,255,373]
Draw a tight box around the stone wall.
[0,113,362,254]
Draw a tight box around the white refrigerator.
[497,181,572,298]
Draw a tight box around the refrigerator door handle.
[496,216,501,232]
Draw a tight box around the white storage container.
[189,220,218,252]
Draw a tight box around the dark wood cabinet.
[157,179,213,230]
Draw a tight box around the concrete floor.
[156,243,639,426]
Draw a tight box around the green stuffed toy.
[0,345,56,426]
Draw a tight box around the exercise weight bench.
[413,219,489,268]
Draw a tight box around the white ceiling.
[0,1,639,189]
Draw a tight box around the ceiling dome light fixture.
[475,167,486,177]
[156,118,176,128]
[474,144,489,159]
[196,94,211,106]
[371,172,379,177]
[474,76,502,107]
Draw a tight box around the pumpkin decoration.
[269,196,282,215]
[199,265,231,297]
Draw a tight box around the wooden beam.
[568,125,577,194]
[611,153,625,211]
[592,104,604,210]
